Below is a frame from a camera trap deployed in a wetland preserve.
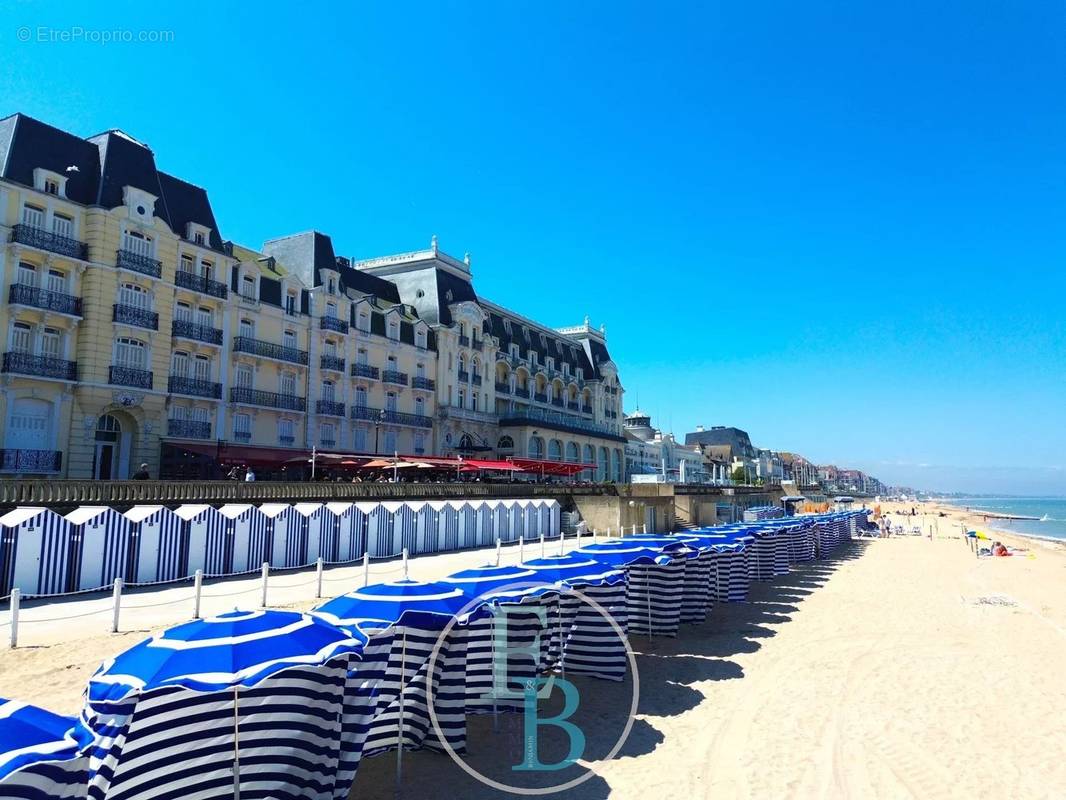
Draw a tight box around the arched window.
[95,414,121,442]
[497,435,515,451]
[548,439,563,461]
[565,442,579,462]
[598,446,610,481]
[529,436,545,459]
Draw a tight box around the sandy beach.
[2,515,1065,799]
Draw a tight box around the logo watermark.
[425,583,640,795]
[16,26,175,44]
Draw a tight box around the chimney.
[696,425,704,432]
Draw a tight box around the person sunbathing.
[992,542,1011,557]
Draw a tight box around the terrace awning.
[506,457,597,476]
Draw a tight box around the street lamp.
[374,408,386,454]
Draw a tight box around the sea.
[941,496,1066,541]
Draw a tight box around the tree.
[731,466,747,483]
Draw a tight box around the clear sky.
[2,1,1064,495]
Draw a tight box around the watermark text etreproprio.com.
[16,26,175,45]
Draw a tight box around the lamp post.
[374,408,386,454]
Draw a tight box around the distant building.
[624,410,713,483]
[685,425,756,459]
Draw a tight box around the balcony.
[234,431,251,442]
[316,399,346,417]
[11,224,88,261]
[8,284,82,317]
[533,392,548,404]
[472,337,483,350]
[412,376,436,391]
[498,406,624,441]
[167,418,212,439]
[350,405,432,428]
[513,387,530,399]
[471,373,483,386]
[2,352,78,381]
[382,369,408,386]
[232,336,308,366]
[495,381,511,394]
[175,269,228,299]
[109,365,153,389]
[351,363,380,380]
[172,319,224,346]
[116,248,163,278]
[551,397,564,408]
[582,404,593,415]
[168,376,222,399]
[458,370,470,382]
[320,354,346,372]
[230,387,306,412]
[279,435,295,445]
[320,316,349,334]
[320,438,337,448]
[113,304,159,330]
[458,335,470,347]
[0,449,62,473]
[567,401,580,411]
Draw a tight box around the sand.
[2,513,1065,799]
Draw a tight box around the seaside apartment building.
[0,112,621,479]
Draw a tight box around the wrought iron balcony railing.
[0,449,63,473]
[551,397,564,408]
[234,431,252,442]
[168,376,222,399]
[279,434,295,445]
[116,248,163,278]
[513,387,530,399]
[412,376,436,391]
[2,352,78,381]
[232,336,308,365]
[8,284,82,316]
[382,369,408,386]
[582,404,594,414]
[316,399,346,417]
[113,304,159,330]
[471,373,483,386]
[320,354,346,372]
[172,319,224,345]
[533,392,548,403]
[458,370,470,382]
[320,438,337,448]
[11,224,88,260]
[351,363,379,379]
[458,335,470,347]
[472,337,483,350]
[174,269,228,298]
[109,365,153,389]
[320,316,349,334]
[495,381,511,394]
[350,405,432,428]
[167,419,212,439]
[230,387,306,411]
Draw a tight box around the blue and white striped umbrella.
[440,565,560,716]
[314,581,474,796]
[80,609,363,800]
[0,699,86,799]
[522,555,629,681]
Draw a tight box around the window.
[510,344,519,358]
[278,418,295,444]
[115,338,146,369]
[383,429,397,454]
[324,340,338,358]
[234,413,251,439]
[40,328,61,359]
[180,254,194,274]
[123,229,152,257]
[21,204,45,228]
[241,275,256,300]
[356,348,368,366]
[414,396,425,416]
[458,354,466,374]
[46,269,67,294]
[17,262,36,287]
[320,422,336,446]
[171,405,187,422]
[416,362,425,378]
[386,392,397,412]
[354,386,367,408]
[192,407,210,425]
[239,319,254,338]
[326,302,337,319]
[415,328,426,349]
[285,292,297,316]
[171,351,190,377]
[387,318,399,340]
[200,260,213,281]
[321,380,335,402]
[175,302,192,323]
[458,388,466,409]
[529,350,537,367]
[119,283,150,309]
[235,365,253,388]
[357,312,370,333]
[10,322,32,353]
[562,363,570,377]
[354,427,368,451]
[44,179,60,196]
[387,355,397,371]
[193,355,211,381]
[283,330,297,350]
[328,278,336,295]
[414,432,425,454]
[196,307,212,327]
[194,231,205,245]
[546,358,554,372]
[280,372,297,396]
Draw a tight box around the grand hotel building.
[0,113,626,480]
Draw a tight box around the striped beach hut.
[314,581,474,796]
[326,502,369,564]
[522,554,629,681]
[577,540,687,638]
[64,506,131,592]
[172,505,229,579]
[289,503,329,567]
[77,609,363,800]
[0,507,73,597]
[0,698,86,799]
[120,506,184,585]
[216,505,268,575]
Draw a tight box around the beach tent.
[77,609,363,800]
[521,554,629,681]
[439,564,559,716]
[313,580,473,795]
[0,507,73,597]
[623,534,712,624]
[576,540,688,638]
[675,532,753,603]
[0,698,87,799]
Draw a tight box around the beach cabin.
[0,507,73,596]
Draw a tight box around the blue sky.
[2,1,1064,494]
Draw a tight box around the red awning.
[506,457,597,476]
[462,459,525,471]
[170,441,314,468]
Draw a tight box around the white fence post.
[632,524,637,535]
[111,578,123,633]
[9,588,19,649]
[540,533,545,557]
[643,523,648,534]
[363,551,370,587]
[260,562,269,607]
[607,527,611,539]
[495,538,501,566]
[519,535,525,563]
[315,558,324,598]
[560,529,566,554]
[402,547,409,580]
[193,569,203,619]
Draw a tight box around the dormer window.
[186,222,211,246]
[44,179,60,196]
[286,291,298,316]
[415,328,426,349]
[33,169,67,199]
[387,318,399,340]
[357,311,370,333]
[194,232,205,245]
[241,275,256,300]
[326,301,337,319]
[328,278,336,295]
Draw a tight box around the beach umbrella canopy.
[88,609,366,701]
[440,564,560,608]
[575,539,689,568]
[314,579,475,634]
[0,699,86,800]
[521,554,625,588]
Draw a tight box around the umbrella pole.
[233,686,241,800]
[492,610,499,731]
[646,570,653,641]
[397,628,406,790]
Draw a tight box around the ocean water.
[942,496,1066,541]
